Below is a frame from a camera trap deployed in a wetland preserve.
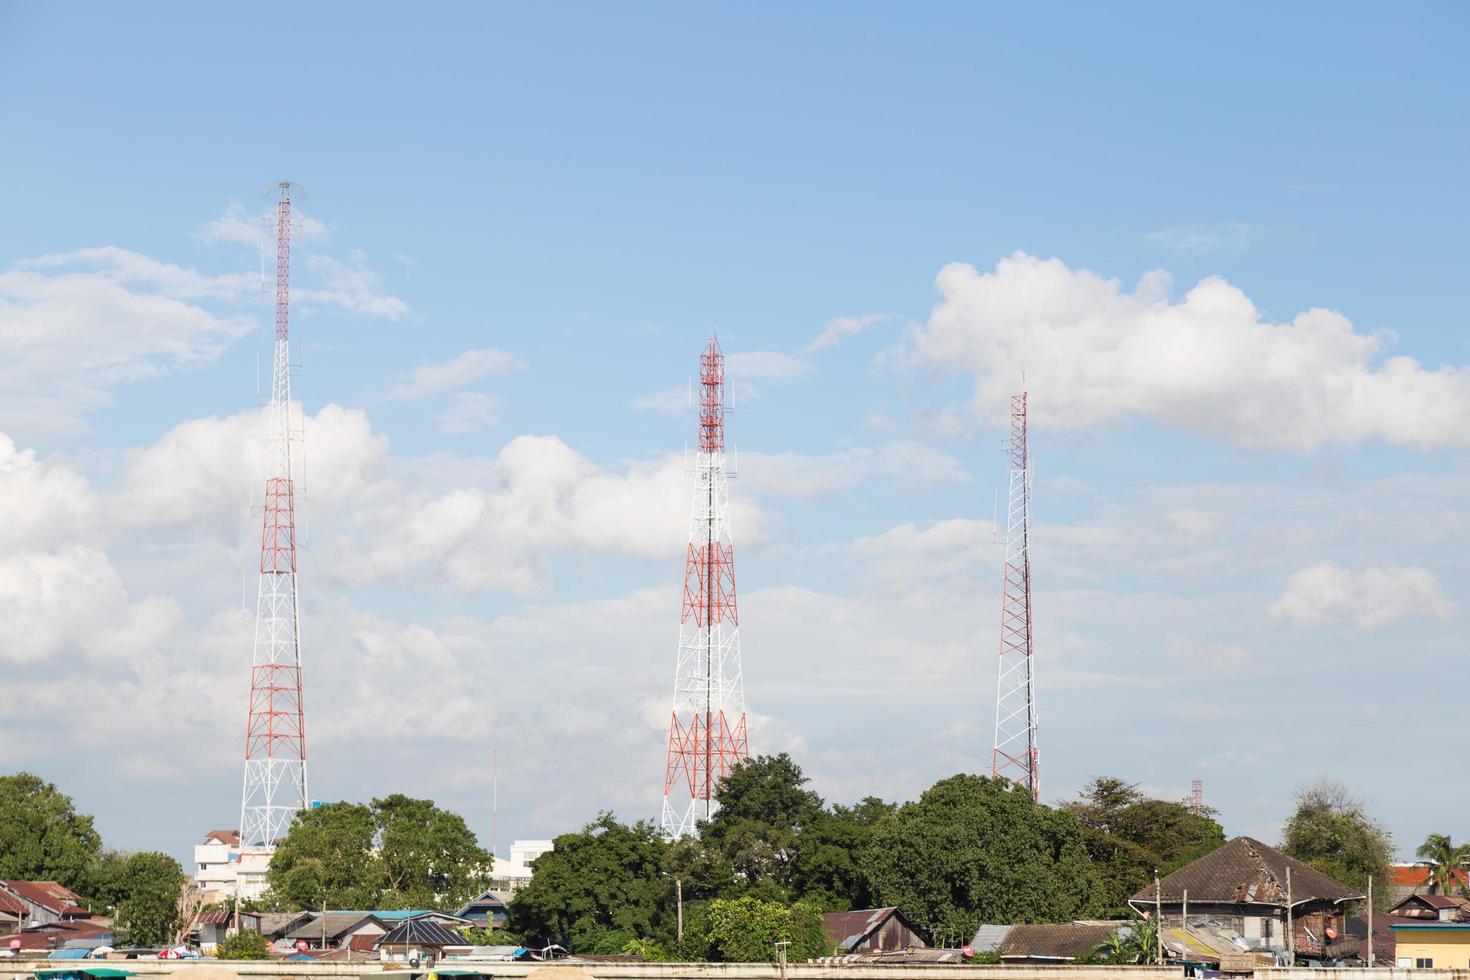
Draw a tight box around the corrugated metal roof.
[821,908,901,951]
[970,924,1012,953]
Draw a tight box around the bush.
[707,897,832,962]
[215,930,271,960]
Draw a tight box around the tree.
[89,851,186,946]
[789,797,895,910]
[215,930,272,959]
[702,755,826,897]
[863,773,1101,941]
[706,896,831,962]
[0,773,102,893]
[1097,917,1159,964]
[1415,834,1470,896]
[1064,777,1224,915]
[265,801,382,909]
[508,813,672,954]
[265,795,491,911]
[1281,780,1393,901]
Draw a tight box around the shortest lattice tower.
[661,336,749,837]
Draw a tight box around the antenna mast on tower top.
[661,336,749,837]
[992,391,1039,801]
[239,182,309,851]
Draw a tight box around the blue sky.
[1,2,1468,866]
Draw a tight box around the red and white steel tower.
[239,182,309,850]
[661,336,749,837]
[992,391,1040,801]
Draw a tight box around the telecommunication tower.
[239,182,309,850]
[1189,779,1204,812]
[661,336,749,837]
[992,391,1039,801]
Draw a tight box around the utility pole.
[775,940,790,980]
[1286,867,1295,961]
[1155,870,1164,965]
[676,878,683,947]
[661,337,749,836]
[1367,875,1374,966]
[992,391,1040,800]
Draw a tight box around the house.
[1392,921,1470,969]
[187,908,261,952]
[282,912,387,951]
[821,908,927,954]
[1389,865,1470,904]
[375,918,470,966]
[0,919,112,952]
[259,911,316,941]
[1390,894,1470,923]
[0,891,23,931]
[1128,836,1363,962]
[970,922,1133,963]
[0,882,92,927]
[192,829,269,904]
[454,888,511,928]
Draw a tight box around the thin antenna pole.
[492,748,498,860]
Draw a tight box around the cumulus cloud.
[1269,561,1454,628]
[898,251,1470,451]
[806,313,894,352]
[388,348,525,400]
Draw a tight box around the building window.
[1416,958,1434,969]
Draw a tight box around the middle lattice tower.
[661,336,749,837]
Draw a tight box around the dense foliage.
[863,773,1102,943]
[89,850,187,945]
[1281,779,1393,902]
[507,813,670,953]
[0,773,102,892]
[1064,777,1225,914]
[706,896,831,962]
[215,929,272,959]
[266,794,491,911]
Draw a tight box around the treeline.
[0,773,188,945]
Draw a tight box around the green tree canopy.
[706,896,832,962]
[508,813,672,954]
[1064,777,1225,915]
[89,851,185,946]
[266,795,490,911]
[1281,779,1393,901]
[215,929,272,959]
[701,754,825,895]
[0,773,102,893]
[862,773,1101,942]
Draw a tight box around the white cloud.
[388,348,525,400]
[301,250,411,320]
[1269,561,1454,629]
[1145,223,1252,253]
[436,392,505,435]
[0,249,256,436]
[196,202,330,248]
[629,384,689,415]
[724,350,812,384]
[898,251,1470,451]
[806,313,894,352]
[740,442,970,500]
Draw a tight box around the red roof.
[1,881,86,916]
[0,920,110,950]
[346,934,380,952]
[0,892,24,916]
[203,829,241,846]
[1392,865,1470,888]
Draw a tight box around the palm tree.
[1097,916,1160,965]
[1415,834,1470,895]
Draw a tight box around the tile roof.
[998,922,1124,960]
[203,829,241,846]
[1129,837,1361,906]
[1391,864,1470,888]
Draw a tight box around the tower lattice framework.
[992,391,1039,801]
[239,183,309,850]
[661,336,748,837]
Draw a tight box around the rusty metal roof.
[820,907,908,951]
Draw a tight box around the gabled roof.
[283,913,384,940]
[1390,894,1470,916]
[999,922,1124,961]
[202,829,241,846]
[1,881,86,915]
[821,907,923,951]
[1128,837,1361,907]
[376,918,467,949]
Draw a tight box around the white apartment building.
[193,829,271,903]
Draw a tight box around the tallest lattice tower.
[991,391,1039,801]
[661,337,749,837]
[239,183,309,850]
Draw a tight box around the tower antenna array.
[661,336,749,837]
[239,181,309,850]
[992,391,1039,801]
